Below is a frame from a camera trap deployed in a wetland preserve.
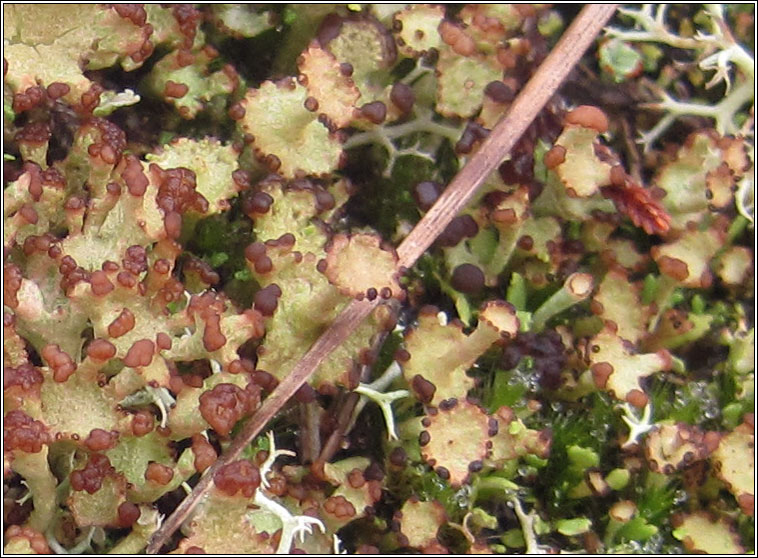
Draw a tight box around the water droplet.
[674,489,688,504]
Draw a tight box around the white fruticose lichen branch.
[252,491,325,554]
[259,431,296,490]
[735,173,754,224]
[606,4,755,151]
[345,107,464,149]
[607,4,727,51]
[641,78,753,140]
[333,534,348,554]
[508,496,553,555]
[209,359,222,374]
[352,360,409,441]
[14,480,32,505]
[344,107,465,177]
[248,432,324,554]
[46,525,96,555]
[400,59,434,87]
[119,386,176,428]
[618,402,655,449]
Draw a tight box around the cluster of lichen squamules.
[3,4,754,554]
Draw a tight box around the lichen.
[3,4,753,554]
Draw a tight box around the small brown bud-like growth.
[41,344,76,382]
[108,308,136,338]
[213,459,261,497]
[123,339,155,367]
